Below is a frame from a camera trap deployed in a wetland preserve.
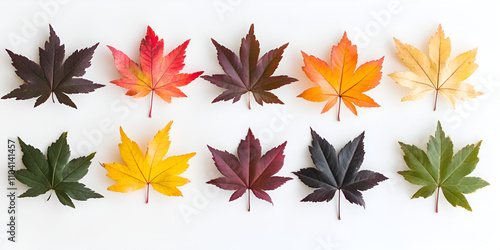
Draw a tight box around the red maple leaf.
[108,26,203,117]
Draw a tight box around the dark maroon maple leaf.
[2,25,103,108]
[207,129,292,211]
[293,129,387,220]
[202,24,297,109]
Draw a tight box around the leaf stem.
[433,90,438,111]
[51,93,55,103]
[47,190,53,201]
[337,101,341,122]
[149,91,154,118]
[248,189,251,212]
[337,192,341,220]
[436,186,440,213]
[248,92,251,110]
[146,183,150,204]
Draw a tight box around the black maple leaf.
[2,25,103,108]
[293,129,387,219]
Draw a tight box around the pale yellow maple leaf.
[389,24,482,110]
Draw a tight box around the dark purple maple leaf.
[202,24,297,109]
[2,25,103,108]
[207,129,292,211]
[293,129,387,220]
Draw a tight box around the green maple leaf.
[398,121,489,212]
[15,132,103,208]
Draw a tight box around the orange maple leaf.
[108,26,203,117]
[298,32,384,121]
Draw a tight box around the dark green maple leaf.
[399,121,489,212]
[293,129,387,220]
[15,132,103,208]
[2,25,104,108]
[202,24,297,109]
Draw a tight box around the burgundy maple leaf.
[207,129,292,211]
[202,24,297,109]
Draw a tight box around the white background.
[1,0,499,249]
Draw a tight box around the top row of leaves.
[2,24,482,119]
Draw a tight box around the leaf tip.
[310,129,324,145]
[89,43,99,51]
[119,126,126,137]
[475,140,483,149]
[279,140,288,150]
[436,120,443,132]
[146,25,154,35]
[249,23,255,34]
[380,174,389,182]
[187,152,197,159]
[192,71,204,78]
[88,152,97,159]
[247,128,254,137]
[359,131,366,138]
[393,37,402,45]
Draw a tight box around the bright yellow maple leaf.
[389,24,482,110]
[103,121,195,203]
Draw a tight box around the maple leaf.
[207,129,292,211]
[389,24,482,110]
[398,121,489,212]
[298,32,384,121]
[108,26,203,117]
[2,25,103,108]
[103,121,195,203]
[14,132,103,208]
[293,129,387,220]
[202,24,298,109]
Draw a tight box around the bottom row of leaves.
[14,121,489,219]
